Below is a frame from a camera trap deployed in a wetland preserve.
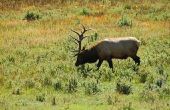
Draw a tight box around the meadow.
[0,0,170,110]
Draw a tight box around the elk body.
[71,25,141,71]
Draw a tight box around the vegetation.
[116,80,132,95]
[117,16,132,27]
[24,11,41,21]
[0,0,170,110]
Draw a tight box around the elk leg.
[107,59,114,72]
[96,59,103,70]
[132,56,140,65]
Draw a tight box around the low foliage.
[118,16,132,27]
[122,102,134,110]
[12,88,21,95]
[24,79,35,88]
[84,82,100,95]
[65,78,78,93]
[116,80,132,95]
[53,80,62,91]
[36,93,46,102]
[24,11,41,21]
[107,96,113,105]
[80,8,90,16]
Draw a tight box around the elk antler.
[70,25,91,56]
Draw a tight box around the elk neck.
[84,47,98,63]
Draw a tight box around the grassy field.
[0,0,170,110]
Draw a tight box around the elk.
[70,25,141,71]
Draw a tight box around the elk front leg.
[131,55,140,65]
[96,59,103,70]
[107,59,114,72]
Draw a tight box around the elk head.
[70,25,91,66]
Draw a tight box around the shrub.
[84,82,100,95]
[65,78,78,93]
[119,69,134,80]
[42,76,52,86]
[159,85,170,98]
[107,96,113,105]
[24,79,35,88]
[52,97,56,105]
[122,102,134,110]
[12,88,21,95]
[118,16,132,27]
[36,93,45,102]
[80,8,90,16]
[7,55,15,63]
[156,79,164,88]
[140,90,158,102]
[139,73,148,83]
[77,65,92,78]
[88,32,99,43]
[53,80,62,91]
[103,70,113,82]
[156,65,164,75]
[5,80,13,88]
[124,4,131,10]
[116,81,132,95]
[137,68,150,83]
[24,11,41,21]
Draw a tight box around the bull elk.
[70,25,141,71]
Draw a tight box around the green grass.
[0,0,170,110]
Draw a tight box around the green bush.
[24,11,41,21]
[140,90,158,102]
[137,68,150,83]
[107,96,113,105]
[122,102,134,110]
[160,85,170,98]
[118,16,132,27]
[102,70,113,82]
[42,76,52,86]
[36,93,45,102]
[156,79,163,88]
[12,88,21,95]
[124,4,131,10]
[88,32,99,43]
[65,78,78,93]
[84,82,100,95]
[24,79,35,88]
[80,8,90,16]
[77,65,92,78]
[51,97,56,105]
[116,81,132,95]
[53,80,62,91]
[139,73,148,83]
